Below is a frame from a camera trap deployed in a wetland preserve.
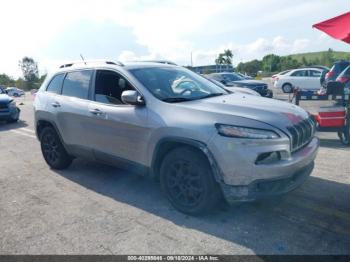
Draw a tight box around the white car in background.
[274,68,323,93]
[5,87,25,97]
[271,70,291,85]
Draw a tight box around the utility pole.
[190,52,193,67]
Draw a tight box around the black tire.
[338,129,350,146]
[282,83,293,93]
[160,146,222,215]
[40,126,72,169]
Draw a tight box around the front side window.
[62,70,93,99]
[291,70,307,77]
[94,70,134,105]
[224,73,244,82]
[130,67,228,102]
[46,74,65,94]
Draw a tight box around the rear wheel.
[338,126,350,146]
[282,83,293,93]
[160,146,222,215]
[40,126,72,169]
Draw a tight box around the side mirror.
[121,90,145,106]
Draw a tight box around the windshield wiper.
[161,97,193,103]
[198,93,224,99]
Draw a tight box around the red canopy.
[313,12,350,44]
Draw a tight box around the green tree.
[19,57,39,89]
[215,53,225,65]
[237,60,262,76]
[320,48,335,67]
[0,74,15,86]
[262,54,280,72]
[223,49,233,65]
[301,56,308,66]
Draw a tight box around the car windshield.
[279,70,291,75]
[130,67,229,102]
[223,73,244,81]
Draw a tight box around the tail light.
[326,71,334,79]
[337,76,349,83]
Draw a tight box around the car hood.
[229,80,266,86]
[226,87,260,96]
[0,94,11,103]
[179,93,308,130]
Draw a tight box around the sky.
[1,0,350,78]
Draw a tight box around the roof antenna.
[80,54,87,65]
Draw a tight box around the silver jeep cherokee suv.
[34,60,319,215]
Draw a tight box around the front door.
[85,69,151,167]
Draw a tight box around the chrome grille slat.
[287,116,315,152]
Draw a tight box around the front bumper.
[0,107,20,121]
[220,161,314,202]
[209,136,319,202]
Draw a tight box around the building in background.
[187,64,234,74]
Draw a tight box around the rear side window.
[62,70,93,99]
[309,70,321,77]
[46,74,65,94]
[340,65,350,77]
[333,62,350,74]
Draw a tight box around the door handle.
[89,108,104,115]
[51,101,61,108]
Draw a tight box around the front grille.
[255,84,267,90]
[0,103,8,109]
[287,116,316,152]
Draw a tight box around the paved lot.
[0,86,349,254]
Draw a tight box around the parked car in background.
[203,76,260,96]
[0,86,7,94]
[237,72,253,80]
[5,87,25,97]
[0,94,20,123]
[324,60,350,85]
[34,60,318,215]
[335,65,350,94]
[271,70,291,84]
[208,72,273,97]
[274,68,323,93]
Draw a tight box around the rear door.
[54,69,94,158]
[308,70,322,90]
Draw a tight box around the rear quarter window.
[62,70,93,99]
[46,74,65,94]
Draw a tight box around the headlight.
[215,124,279,139]
[8,100,16,108]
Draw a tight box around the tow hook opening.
[255,151,281,165]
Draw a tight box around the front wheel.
[40,126,72,169]
[282,83,293,93]
[160,147,222,215]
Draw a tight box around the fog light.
[255,151,281,164]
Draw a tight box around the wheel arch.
[150,137,223,182]
[36,119,68,151]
